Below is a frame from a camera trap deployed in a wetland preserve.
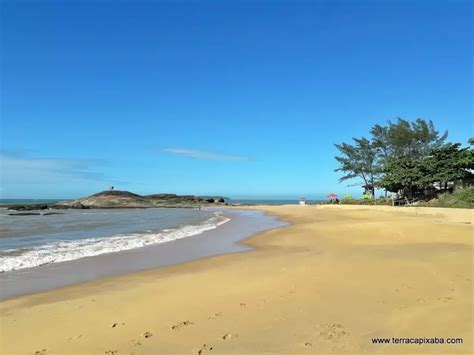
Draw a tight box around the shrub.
[339,198,391,206]
[419,187,474,209]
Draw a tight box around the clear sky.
[1,0,472,199]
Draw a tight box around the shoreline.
[0,209,287,300]
[0,205,472,354]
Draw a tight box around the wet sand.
[0,205,472,354]
[0,209,286,299]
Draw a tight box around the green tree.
[427,143,474,190]
[371,118,448,160]
[379,157,430,197]
[334,137,380,196]
[380,143,474,196]
[336,118,452,198]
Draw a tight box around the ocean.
[0,198,322,206]
[0,208,227,272]
[0,199,66,205]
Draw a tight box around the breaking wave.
[0,212,229,272]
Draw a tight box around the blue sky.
[1,0,472,199]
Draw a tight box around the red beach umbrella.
[327,193,338,199]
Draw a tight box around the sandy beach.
[0,205,472,354]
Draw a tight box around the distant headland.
[5,190,228,212]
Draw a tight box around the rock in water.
[8,212,42,216]
[71,202,88,209]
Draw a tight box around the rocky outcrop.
[145,194,203,206]
[52,190,228,209]
[3,191,228,210]
[7,204,49,211]
[90,190,144,199]
[8,212,42,216]
[144,193,179,199]
[55,190,153,209]
[70,202,89,209]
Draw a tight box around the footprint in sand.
[131,331,153,346]
[111,322,126,328]
[438,297,454,303]
[304,342,312,347]
[198,344,214,354]
[131,339,142,347]
[67,335,82,341]
[34,350,47,355]
[222,333,238,340]
[142,331,153,338]
[104,351,118,355]
[208,312,222,319]
[319,323,348,342]
[171,320,194,331]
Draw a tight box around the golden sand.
[0,205,472,354]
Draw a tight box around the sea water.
[0,208,228,272]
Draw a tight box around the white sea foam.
[0,213,229,272]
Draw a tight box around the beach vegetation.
[334,138,380,197]
[380,143,474,198]
[335,118,473,205]
[418,187,474,209]
[338,197,393,206]
[370,118,448,161]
